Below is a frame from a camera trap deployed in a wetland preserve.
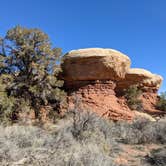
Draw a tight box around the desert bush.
[124,85,143,111]
[0,94,166,165]
[0,95,124,165]
[69,99,101,141]
[0,110,165,165]
[156,92,166,112]
[0,114,120,166]
[145,147,166,166]
[68,96,115,143]
[112,117,166,144]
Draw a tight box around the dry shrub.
[111,117,166,144]
[145,147,166,166]
[0,103,165,165]
[0,112,120,166]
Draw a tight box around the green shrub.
[156,92,166,111]
[124,85,143,111]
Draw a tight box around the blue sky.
[0,0,166,91]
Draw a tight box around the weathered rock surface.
[140,92,164,115]
[116,68,163,93]
[62,48,164,121]
[67,80,134,121]
[61,48,131,81]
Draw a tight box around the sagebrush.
[0,109,165,166]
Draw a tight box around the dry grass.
[0,110,165,166]
[0,112,118,166]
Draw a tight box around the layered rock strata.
[61,48,163,120]
[67,80,134,121]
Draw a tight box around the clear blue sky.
[0,0,165,92]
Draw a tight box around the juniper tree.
[0,26,66,120]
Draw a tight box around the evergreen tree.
[0,26,66,121]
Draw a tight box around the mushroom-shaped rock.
[126,68,154,80]
[61,48,131,81]
[116,68,163,92]
[142,74,163,89]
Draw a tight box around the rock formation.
[62,48,131,81]
[61,48,163,121]
[116,68,163,93]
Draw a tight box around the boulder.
[61,48,131,81]
[116,68,163,92]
